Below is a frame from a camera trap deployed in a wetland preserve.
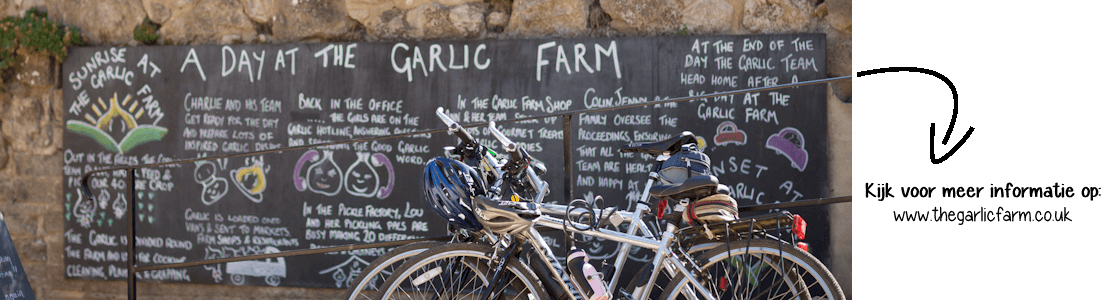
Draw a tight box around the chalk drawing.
[230,157,269,203]
[765,127,808,171]
[307,151,343,196]
[344,152,395,199]
[74,190,97,228]
[194,160,230,205]
[97,189,110,210]
[111,193,127,220]
[317,255,372,288]
[292,150,319,192]
[226,246,286,286]
[204,246,224,282]
[65,93,167,153]
[295,150,394,198]
[713,121,747,146]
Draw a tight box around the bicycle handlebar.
[436,107,476,145]
[487,121,549,203]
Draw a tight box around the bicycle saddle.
[472,195,539,236]
[619,131,697,156]
[649,175,721,200]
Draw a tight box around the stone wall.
[0,0,851,298]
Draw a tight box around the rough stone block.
[159,0,257,44]
[741,0,818,33]
[272,0,362,42]
[1,92,57,154]
[680,0,732,34]
[46,0,147,45]
[506,0,591,37]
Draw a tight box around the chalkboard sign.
[62,35,828,288]
[0,213,36,299]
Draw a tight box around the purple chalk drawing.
[765,127,808,172]
[293,150,319,192]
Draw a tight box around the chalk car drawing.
[765,127,808,171]
[713,121,747,146]
[226,246,286,286]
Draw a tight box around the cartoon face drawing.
[201,177,230,205]
[195,161,217,183]
[346,170,376,195]
[765,127,809,172]
[345,152,379,198]
[312,165,340,190]
[307,151,343,196]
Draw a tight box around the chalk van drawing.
[227,246,286,286]
[713,121,747,146]
[65,93,167,153]
[194,160,230,205]
[344,152,395,199]
[318,256,372,288]
[765,127,809,171]
[230,157,268,203]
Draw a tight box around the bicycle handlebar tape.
[566,249,612,300]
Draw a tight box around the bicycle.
[344,107,666,300]
[344,106,548,299]
[372,116,845,300]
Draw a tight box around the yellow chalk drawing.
[66,93,167,153]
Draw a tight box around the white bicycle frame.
[437,108,716,300]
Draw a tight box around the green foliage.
[0,8,84,72]
[677,24,690,36]
[133,17,160,45]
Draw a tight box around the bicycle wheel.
[660,239,845,300]
[342,241,444,300]
[376,242,551,300]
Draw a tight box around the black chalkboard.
[62,35,828,288]
[0,213,35,299]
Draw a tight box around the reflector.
[792,214,807,240]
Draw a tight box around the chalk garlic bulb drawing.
[307,150,343,196]
[231,158,268,203]
[195,160,230,205]
[344,153,394,198]
[65,93,167,153]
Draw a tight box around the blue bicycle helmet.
[423,157,486,231]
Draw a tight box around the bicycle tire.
[375,242,551,300]
[660,239,845,300]
[342,241,444,300]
